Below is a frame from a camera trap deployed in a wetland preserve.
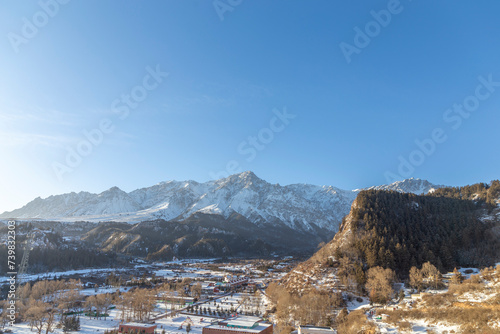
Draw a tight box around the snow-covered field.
[369,265,500,333]
[0,258,224,285]
[5,293,265,334]
[8,308,122,334]
[0,267,129,284]
[2,259,498,333]
[0,258,281,333]
[6,310,216,334]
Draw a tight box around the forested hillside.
[431,180,500,207]
[340,187,499,276]
[0,223,123,275]
[0,243,121,275]
[81,212,326,259]
[283,181,500,295]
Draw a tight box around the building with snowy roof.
[203,316,272,334]
[291,325,336,334]
[224,275,249,287]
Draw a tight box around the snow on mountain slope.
[0,172,442,232]
[1,187,141,219]
[364,177,444,194]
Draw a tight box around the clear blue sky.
[1,0,499,212]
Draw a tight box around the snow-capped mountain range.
[365,178,443,194]
[0,172,443,232]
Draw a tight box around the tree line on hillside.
[0,245,121,276]
[432,180,500,208]
[334,186,500,278]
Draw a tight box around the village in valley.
[0,257,296,334]
[1,254,499,334]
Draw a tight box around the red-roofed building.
[118,322,157,334]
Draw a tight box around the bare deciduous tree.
[366,266,395,304]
